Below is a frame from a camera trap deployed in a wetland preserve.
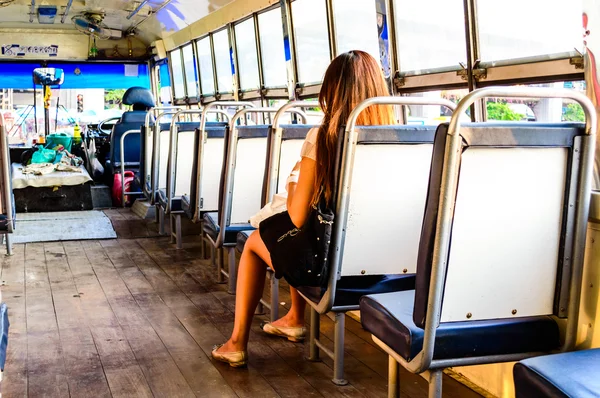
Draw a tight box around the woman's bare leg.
[216,232,307,353]
[217,233,269,352]
[270,287,306,327]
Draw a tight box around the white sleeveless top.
[249,127,318,227]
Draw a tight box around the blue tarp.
[0,62,150,89]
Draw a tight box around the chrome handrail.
[143,106,184,199]
[150,110,184,204]
[215,106,309,247]
[120,129,143,207]
[0,113,13,235]
[192,101,255,222]
[412,87,596,374]
[313,96,457,316]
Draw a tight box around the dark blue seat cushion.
[157,189,183,212]
[236,230,254,253]
[123,87,155,108]
[360,290,560,362]
[0,215,9,232]
[298,274,415,308]
[514,349,600,398]
[107,110,147,175]
[202,212,253,245]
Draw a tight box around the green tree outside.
[563,103,585,122]
[104,89,126,109]
[486,101,524,121]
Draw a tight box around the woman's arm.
[287,156,316,228]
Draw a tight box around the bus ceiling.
[0,0,233,61]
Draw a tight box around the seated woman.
[212,50,395,367]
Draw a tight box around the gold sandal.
[211,344,248,368]
[260,322,306,342]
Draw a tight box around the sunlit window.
[234,19,261,91]
[258,7,287,88]
[333,0,380,64]
[170,48,185,99]
[393,0,466,73]
[213,29,233,93]
[181,44,198,98]
[196,37,215,96]
[401,89,469,125]
[477,0,583,63]
[292,0,331,84]
[485,82,587,123]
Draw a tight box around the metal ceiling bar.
[60,0,73,23]
[131,0,174,29]
[127,0,149,20]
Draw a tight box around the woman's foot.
[260,313,306,342]
[211,341,248,367]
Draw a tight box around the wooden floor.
[1,209,482,398]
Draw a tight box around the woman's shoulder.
[306,127,319,144]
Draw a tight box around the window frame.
[233,14,262,100]
[256,4,290,98]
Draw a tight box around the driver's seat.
[105,86,155,176]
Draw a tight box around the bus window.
[333,0,380,63]
[291,0,331,84]
[196,36,216,96]
[392,0,466,73]
[258,7,287,88]
[485,81,586,123]
[477,0,582,63]
[401,89,468,125]
[234,18,260,91]
[182,44,198,99]
[170,48,185,99]
[213,28,234,93]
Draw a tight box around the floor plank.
[62,240,154,398]
[99,239,237,398]
[43,242,112,398]
[82,240,196,397]
[24,243,70,398]
[1,208,483,398]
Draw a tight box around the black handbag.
[259,200,334,288]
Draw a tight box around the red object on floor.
[112,170,134,207]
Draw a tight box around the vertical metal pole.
[270,274,279,322]
[227,247,237,294]
[463,0,484,121]
[229,24,240,102]
[388,356,400,398]
[325,0,337,59]
[280,0,298,101]
[428,370,443,398]
[308,307,320,361]
[583,0,600,188]
[384,0,398,95]
[158,206,165,235]
[332,312,348,386]
[5,234,12,256]
[254,13,266,101]
[217,247,225,283]
[175,214,182,249]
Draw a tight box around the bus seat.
[170,123,228,249]
[513,349,600,398]
[235,124,317,320]
[298,124,437,385]
[359,122,589,397]
[139,122,170,201]
[106,87,155,177]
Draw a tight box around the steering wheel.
[97,116,121,136]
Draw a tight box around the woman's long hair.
[313,50,395,205]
